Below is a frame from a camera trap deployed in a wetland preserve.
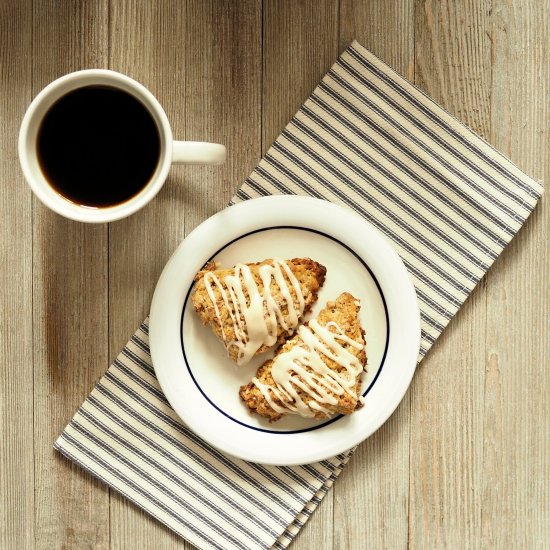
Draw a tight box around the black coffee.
[37,85,160,207]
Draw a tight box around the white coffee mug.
[19,69,226,223]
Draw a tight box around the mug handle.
[172,141,226,165]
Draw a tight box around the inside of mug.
[21,70,171,222]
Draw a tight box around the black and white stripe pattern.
[56,322,349,549]
[55,42,542,549]
[235,41,542,357]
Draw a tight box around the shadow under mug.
[18,69,226,223]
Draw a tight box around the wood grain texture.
[262,0,339,152]
[483,0,550,547]
[340,0,415,77]
[409,1,492,547]
[414,0,493,138]
[108,1,261,548]
[0,0,548,549]
[31,1,110,549]
[411,1,550,548]
[0,1,34,549]
[336,2,415,549]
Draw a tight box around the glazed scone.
[191,258,326,365]
[239,292,367,421]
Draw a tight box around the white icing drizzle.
[203,258,305,365]
[252,320,365,418]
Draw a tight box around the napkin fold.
[55,41,543,550]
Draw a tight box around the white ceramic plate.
[149,196,420,465]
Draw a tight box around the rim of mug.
[18,69,173,223]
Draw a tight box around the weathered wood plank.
[31,1,110,548]
[1,1,548,548]
[410,1,492,548]
[262,0,339,152]
[483,0,550,547]
[108,1,261,548]
[340,0,415,77]
[0,1,34,549]
[336,3,415,549]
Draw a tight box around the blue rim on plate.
[150,195,420,464]
[180,226,390,434]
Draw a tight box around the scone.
[239,292,367,421]
[191,258,326,365]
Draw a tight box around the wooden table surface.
[1,1,548,548]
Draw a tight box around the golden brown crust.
[191,258,326,363]
[239,292,367,421]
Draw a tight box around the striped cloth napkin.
[55,41,543,550]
